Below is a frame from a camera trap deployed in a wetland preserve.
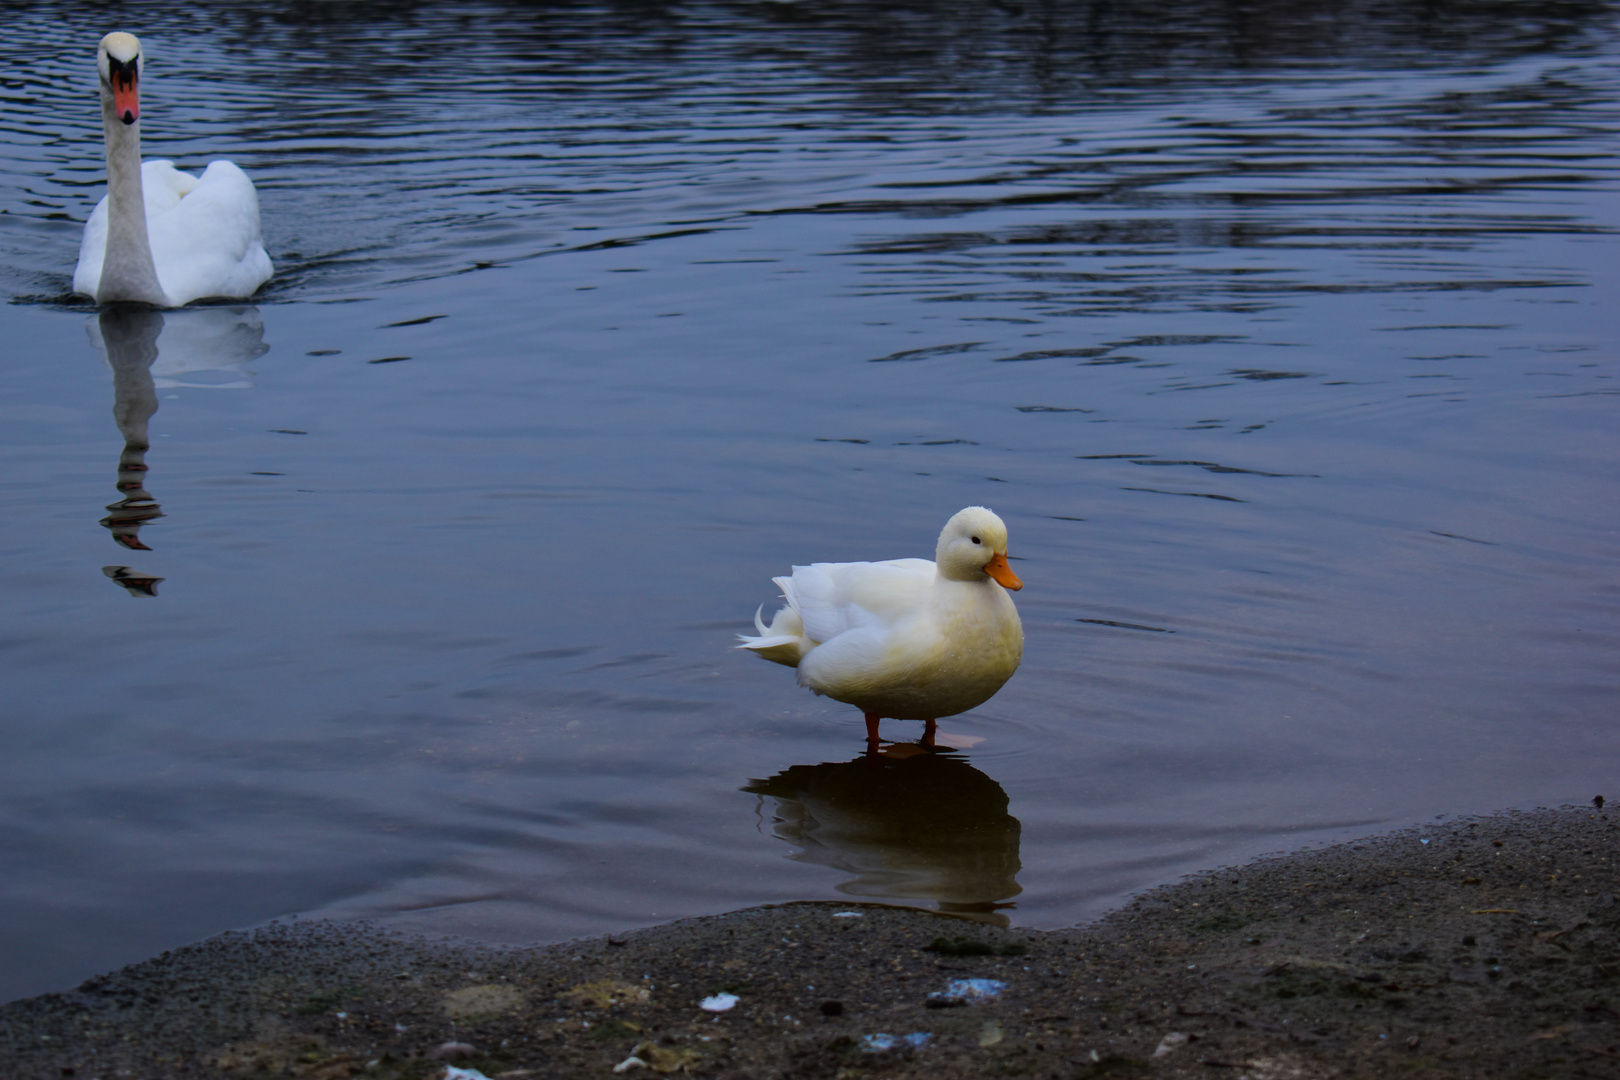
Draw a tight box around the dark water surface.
[1,0,1616,1002]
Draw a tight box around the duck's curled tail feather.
[736,596,814,667]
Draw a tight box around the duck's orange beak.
[984,551,1023,591]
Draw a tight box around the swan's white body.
[72,32,271,307]
[739,507,1025,731]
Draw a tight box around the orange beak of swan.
[985,551,1023,591]
[110,58,140,125]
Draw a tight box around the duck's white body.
[740,507,1025,743]
[72,32,272,307]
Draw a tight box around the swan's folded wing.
[141,160,198,214]
[784,559,934,645]
[149,159,273,305]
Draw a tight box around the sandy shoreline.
[2,804,1614,1079]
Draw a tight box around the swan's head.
[97,32,143,126]
[936,506,1022,590]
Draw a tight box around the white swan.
[72,32,272,307]
[739,507,1025,749]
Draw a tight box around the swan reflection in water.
[87,305,268,596]
[744,747,1022,925]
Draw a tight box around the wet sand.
[2,805,1614,1080]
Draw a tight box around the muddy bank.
[2,805,1615,1080]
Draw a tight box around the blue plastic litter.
[861,1032,932,1052]
[926,978,1007,1005]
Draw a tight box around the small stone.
[819,1000,844,1017]
[628,1042,703,1073]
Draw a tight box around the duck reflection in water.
[744,748,1022,925]
[88,306,268,596]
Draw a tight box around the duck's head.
[98,32,143,126]
[936,506,1022,591]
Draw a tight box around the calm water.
[2,0,1616,1002]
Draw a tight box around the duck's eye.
[971,536,982,545]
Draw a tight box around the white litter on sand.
[1153,1032,1191,1058]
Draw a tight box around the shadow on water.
[86,305,269,596]
[744,747,1022,926]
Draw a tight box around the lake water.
[1,0,1616,1003]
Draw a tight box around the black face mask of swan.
[73,31,273,307]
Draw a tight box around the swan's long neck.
[97,91,168,306]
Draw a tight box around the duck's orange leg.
[922,718,937,747]
[864,712,883,753]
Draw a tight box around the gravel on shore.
[2,804,1615,1080]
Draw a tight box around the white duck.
[73,32,272,307]
[739,506,1025,750]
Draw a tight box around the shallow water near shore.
[0,0,1616,1003]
